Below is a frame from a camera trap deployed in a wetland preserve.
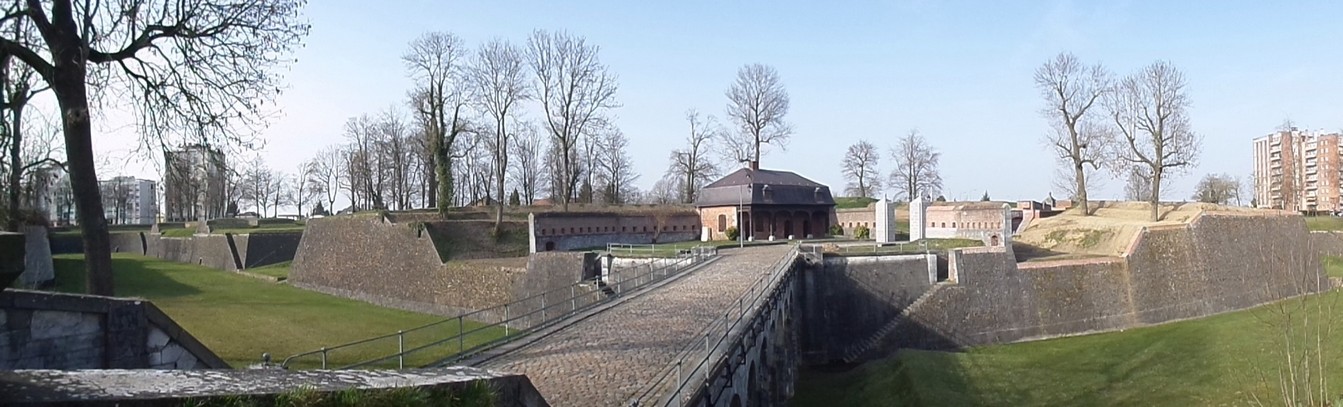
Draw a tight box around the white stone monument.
[910,194,930,241]
[874,198,898,243]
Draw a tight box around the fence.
[607,243,712,258]
[831,240,930,255]
[629,244,803,406]
[278,247,719,369]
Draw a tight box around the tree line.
[837,52,1214,220]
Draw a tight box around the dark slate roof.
[695,168,836,207]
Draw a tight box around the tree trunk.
[6,102,23,232]
[53,68,114,296]
[560,143,571,212]
[1073,160,1089,216]
[1150,169,1162,222]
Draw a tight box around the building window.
[718,214,727,232]
[952,222,957,228]
[941,222,946,228]
[762,185,773,201]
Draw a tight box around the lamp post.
[738,160,752,248]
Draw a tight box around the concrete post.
[1001,203,1013,241]
[910,195,929,241]
[874,198,898,244]
[527,213,538,253]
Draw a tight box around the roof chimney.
[749,160,759,171]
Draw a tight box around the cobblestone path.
[477,245,794,407]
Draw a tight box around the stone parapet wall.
[532,211,701,251]
[80,231,301,273]
[889,212,1329,351]
[0,289,228,369]
[0,367,549,406]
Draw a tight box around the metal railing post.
[542,295,547,321]
[320,347,327,369]
[397,330,405,369]
[571,285,576,312]
[457,317,464,352]
[503,304,510,336]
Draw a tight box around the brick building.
[1253,127,1343,212]
[694,163,836,241]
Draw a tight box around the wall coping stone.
[0,367,539,404]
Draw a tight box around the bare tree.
[1192,173,1239,205]
[468,38,529,234]
[528,29,619,211]
[889,129,942,201]
[307,145,343,215]
[509,122,545,206]
[842,139,881,197]
[0,0,309,295]
[594,128,637,205]
[1036,52,1112,216]
[647,176,681,205]
[725,63,792,165]
[404,31,471,213]
[1123,165,1154,202]
[1107,60,1201,221]
[668,109,720,203]
[294,162,317,218]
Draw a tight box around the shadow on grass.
[52,255,202,298]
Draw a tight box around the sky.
[86,0,1343,210]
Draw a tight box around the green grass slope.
[793,287,1343,406]
[52,254,503,368]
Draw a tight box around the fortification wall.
[799,254,933,364]
[290,216,529,317]
[1310,231,1343,257]
[149,235,240,271]
[0,289,229,369]
[530,212,700,252]
[237,232,302,268]
[886,212,1327,351]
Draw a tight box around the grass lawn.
[249,261,291,280]
[1306,216,1343,231]
[1324,256,1343,278]
[836,197,879,209]
[791,290,1343,406]
[51,254,504,369]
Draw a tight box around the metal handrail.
[630,244,802,406]
[279,247,720,369]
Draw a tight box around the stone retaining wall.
[799,254,934,364]
[0,289,228,369]
[0,367,549,406]
[884,212,1330,351]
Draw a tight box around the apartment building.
[1253,127,1343,212]
[101,176,159,225]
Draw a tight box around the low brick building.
[695,163,837,240]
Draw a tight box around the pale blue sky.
[96,0,1343,207]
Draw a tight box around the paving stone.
[481,245,793,407]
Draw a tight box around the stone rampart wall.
[799,254,933,364]
[530,212,700,252]
[69,231,301,273]
[0,289,228,369]
[885,212,1329,351]
[290,216,542,318]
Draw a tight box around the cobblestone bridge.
[472,245,797,407]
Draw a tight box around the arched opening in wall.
[802,220,811,237]
[731,394,742,407]
[783,220,792,237]
[544,241,556,251]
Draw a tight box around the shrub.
[829,224,844,236]
[725,226,740,241]
[855,224,871,240]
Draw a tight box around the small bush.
[855,225,871,240]
[829,224,845,236]
[725,226,740,241]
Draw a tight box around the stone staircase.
[841,281,949,364]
